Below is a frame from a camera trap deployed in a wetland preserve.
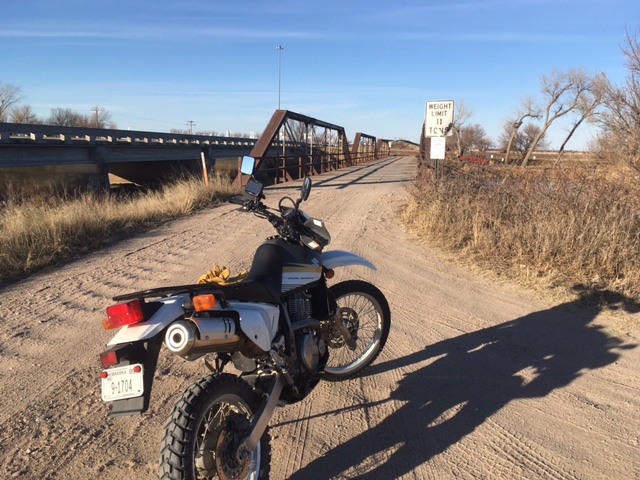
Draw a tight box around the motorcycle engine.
[290,293,326,372]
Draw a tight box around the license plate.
[101,364,144,402]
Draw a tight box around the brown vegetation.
[0,174,239,288]
[404,159,640,303]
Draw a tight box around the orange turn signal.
[193,294,217,312]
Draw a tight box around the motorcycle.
[99,156,391,479]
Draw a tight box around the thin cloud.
[392,31,588,43]
[362,0,562,22]
[0,22,323,41]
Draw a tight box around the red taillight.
[103,299,145,330]
[100,351,119,368]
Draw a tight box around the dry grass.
[405,160,640,303]
[0,173,240,288]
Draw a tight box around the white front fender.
[322,250,377,271]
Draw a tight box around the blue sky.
[2,1,638,149]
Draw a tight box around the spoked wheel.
[159,374,270,480]
[323,280,391,381]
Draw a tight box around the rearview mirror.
[240,156,255,176]
[300,176,312,202]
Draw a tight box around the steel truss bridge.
[0,111,390,190]
[242,110,388,186]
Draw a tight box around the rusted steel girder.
[246,110,352,185]
[378,138,393,157]
[351,132,378,163]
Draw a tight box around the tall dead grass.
[405,161,640,301]
[0,174,239,287]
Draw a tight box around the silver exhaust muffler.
[165,317,240,359]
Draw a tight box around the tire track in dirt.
[479,417,582,480]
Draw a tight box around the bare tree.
[0,82,23,122]
[597,26,640,170]
[555,72,607,164]
[499,121,548,160]
[473,126,493,153]
[521,123,549,154]
[503,97,541,164]
[521,68,593,166]
[9,104,41,124]
[48,107,87,127]
[459,124,491,155]
[88,105,114,128]
[449,100,473,155]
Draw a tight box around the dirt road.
[1,156,638,479]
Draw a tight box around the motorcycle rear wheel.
[323,280,391,381]
[159,374,270,480]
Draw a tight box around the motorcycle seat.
[217,243,283,304]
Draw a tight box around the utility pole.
[91,106,103,128]
[276,45,283,110]
[187,120,195,135]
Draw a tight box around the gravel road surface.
[1,156,638,479]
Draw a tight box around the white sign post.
[424,100,455,178]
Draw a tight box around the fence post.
[200,152,209,187]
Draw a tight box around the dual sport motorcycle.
[99,156,391,479]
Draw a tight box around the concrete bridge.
[0,122,258,189]
[0,111,389,190]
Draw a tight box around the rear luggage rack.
[113,284,229,308]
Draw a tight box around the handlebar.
[230,175,312,244]
[237,196,300,242]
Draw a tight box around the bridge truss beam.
[246,110,380,186]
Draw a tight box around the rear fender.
[102,336,163,416]
[103,295,187,416]
[322,250,376,271]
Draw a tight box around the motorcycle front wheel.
[159,374,270,480]
[323,280,391,381]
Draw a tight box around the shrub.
[405,161,640,299]
[0,174,239,287]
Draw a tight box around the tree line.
[0,88,259,138]
[427,25,640,168]
[0,87,117,129]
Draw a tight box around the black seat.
[218,242,283,304]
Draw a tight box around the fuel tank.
[248,238,322,296]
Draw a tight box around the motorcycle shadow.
[288,285,638,479]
